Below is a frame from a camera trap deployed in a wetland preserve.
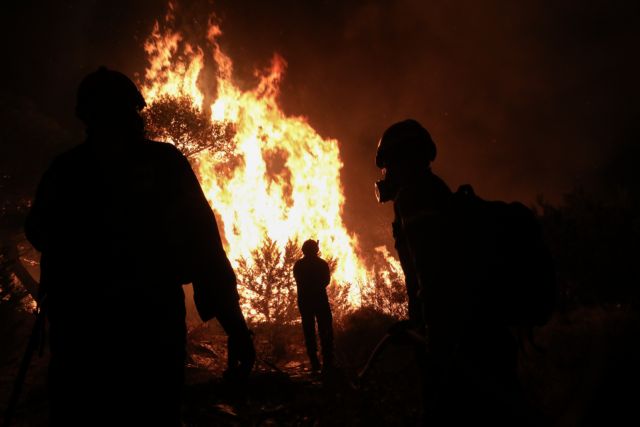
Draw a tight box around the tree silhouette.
[143,94,235,159]
[538,186,640,308]
[360,267,408,320]
[236,237,300,325]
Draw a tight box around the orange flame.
[140,6,401,310]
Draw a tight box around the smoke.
[203,0,639,251]
[2,0,638,253]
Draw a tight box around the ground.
[1,305,639,426]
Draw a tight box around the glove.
[217,302,255,381]
[225,328,256,381]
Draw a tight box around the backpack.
[450,185,556,329]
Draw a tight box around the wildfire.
[140,4,400,311]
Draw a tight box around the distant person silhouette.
[25,67,254,426]
[375,119,534,425]
[293,239,334,372]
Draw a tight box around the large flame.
[140,6,399,310]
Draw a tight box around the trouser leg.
[300,305,319,367]
[316,298,334,367]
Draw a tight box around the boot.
[309,354,321,372]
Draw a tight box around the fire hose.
[356,321,427,385]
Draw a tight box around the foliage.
[535,138,640,309]
[143,94,235,159]
[0,245,32,312]
[236,237,301,326]
[0,249,14,299]
[235,238,302,360]
[235,236,409,328]
[538,186,640,308]
[326,278,351,322]
[360,266,408,320]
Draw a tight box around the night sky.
[2,0,639,251]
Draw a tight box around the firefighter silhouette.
[375,119,531,425]
[25,67,254,426]
[293,239,334,372]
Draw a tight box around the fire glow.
[140,5,401,310]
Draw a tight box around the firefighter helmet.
[75,66,146,123]
[375,119,436,169]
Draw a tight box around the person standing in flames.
[293,239,334,372]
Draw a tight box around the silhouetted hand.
[224,329,255,381]
[217,302,255,381]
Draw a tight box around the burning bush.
[359,248,408,320]
[236,237,300,326]
[235,237,359,359]
[236,238,360,325]
[362,277,407,320]
[235,237,300,360]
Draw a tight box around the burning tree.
[326,277,352,321]
[235,238,299,360]
[236,237,300,326]
[143,94,235,159]
[360,247,408,319]
[235,237,356,359]
[139,13,382,307]
[138,6,407,322]
[236,237,354,325]
[361,269,408,320]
